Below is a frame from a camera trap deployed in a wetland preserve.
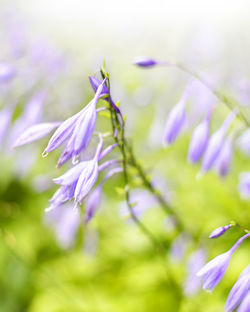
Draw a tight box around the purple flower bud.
[209,224,232,239]
[0,63,16,83]
[163,85,191,145]
[201,111,236,173]
[238,291,250,312]
[188,114,210,163]
[89,76,120,113]
[216,136,233,177]
[133,56,157,68]
[197,234,250,291]
[13,122,61,147]
[225,265,250,312]
[238,172,250,200]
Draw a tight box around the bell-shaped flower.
[237,291,250,312]
[201,110,236,173]
[225,265,250,312]
[163,84,191,145]
[43,79,105,162]
[188,113,211,163]
[216,135,233,177]
[209,224,232,239]
[197,233,250,291]
[13,122,61,147]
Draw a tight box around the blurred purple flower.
[197,233,250,291]
[133,56,157,68]
[0,63,16,84]
[188,113,211,163]
[225,265,250,312]
[237,291,250,312]
[237,128,250,156]
[13,122,61,147]
[201,110,236,174]
[45,204,80,249]
[170,232,191,262]
[163,84,192,145]
[0,108,13,147]
[209,224,232,239]
[238,172,250,200]
[216,135,233,178]
[183,249,206,296]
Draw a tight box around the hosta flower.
[43,79,106,165]
[201,110,236,173]
[238,172,250,200]
[163,84,192,145]
[225,265,250,312]
[216,136,233,178]
[209,224,232,239]
[197,234,250,291]
[188,113,211,163]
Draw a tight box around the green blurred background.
[0,1,250,311]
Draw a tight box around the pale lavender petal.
[238,172,250,200]
[225,265,250,312]
[0,108,12,145]
[99,143,118,160]
[13,122,61,147]
[85,185,102,225]
[74,160,99,204]
[0,63,16,83]
[237,128,250,156]
[216,137,233,177]
[53,161,90,186]
[237,291,250,312]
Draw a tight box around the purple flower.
[85,185,102,225]
[45,204,80,249]
[0,63,16,83]
[201,110,236,174]
[133,56,158,68]
[238,291,250,312]
[238,172,250,200]
[13,122,61,147]
[237,128,250,156]
[183,249,206,296]
[163,84,192,145]
[89,76,120,113]
[197,234,250,291]
[209,224,232,239]
[216,136,233,178]
[0,108,13,147]
[43,79,105,165]
[225,265,250,312]
[188,113,211,163]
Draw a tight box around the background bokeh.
[0,1,250,311]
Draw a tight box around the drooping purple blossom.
[188,112,211,163]
[238,172,250,200]
[13,122,61,147]
[201,110,236,174]
[216,135,233,178]
[163,84,192,145]
[170,232,191,262]
[183,249,206,296]
[225,265,250,312]
[209,224,232,239]
[197,233,250,291]
[43,79,106,166]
